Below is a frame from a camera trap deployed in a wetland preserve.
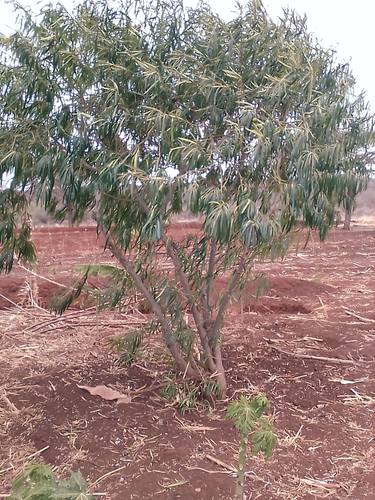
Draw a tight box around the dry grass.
[1,225,375,498]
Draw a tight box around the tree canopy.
[0,0,373,396]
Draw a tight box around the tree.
[0,0,373,397]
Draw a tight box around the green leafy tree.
[226,394,276,500]
[0,0,374,396]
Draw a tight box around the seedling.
[226,394,277,500]
[9,463,93,500]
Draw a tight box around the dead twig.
[25,307,97,333]
[25,446,50,460]
[91,465,128,486]
[269,345,355,365]
[205,454,237,473]
[187,466,233,475]
[15,263,69,289]
[0,293,27,312]
[300,477,341,490]
[0,466,14,475]
[343,308,375,323]
[0,392,19,414]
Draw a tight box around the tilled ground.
[0,224,374,499]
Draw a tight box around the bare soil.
[0,224,374,499]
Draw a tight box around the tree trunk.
[213,344,227,398]
[215,371,227,399]
[106,234,199,379]
[104,232,230,399]
[343,207,351,230]
[67,206,74,227]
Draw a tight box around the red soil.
[0,224,375,499]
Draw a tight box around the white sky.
[1,0,374,110]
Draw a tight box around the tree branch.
[209,253,248,342]
[105,233,198,378]
[161,235,217,373]
[202,238,217,324]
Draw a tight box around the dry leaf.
[78,384,131,403]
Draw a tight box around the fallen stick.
[0,393,19,414]
[0,447,50,476]
[0,465,14,475]
[187,466,232,475]
[205,454,237,473]
[25,306,97,332]
[0,293,29,313]
[131,383,163,395]
[25,446,50,460]
[269,345,355,365]
[343,308,375,324]
[300,478,341,490]
[35,324,77,335]
[36,319,144,335]
[62,320,144,327]
[91,465,128,486]
[15,263,68,289]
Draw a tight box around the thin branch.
[343,308,375,324]
[269,345,357,365]
[209,253,248,341]
[106,233,198,377]
[202,238,217,323]
[161,235,216,373]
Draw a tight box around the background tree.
[0,0,373,396]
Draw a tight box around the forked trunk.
[168,338,227,399]
[107,233,230,399]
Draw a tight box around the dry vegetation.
[0,213,374,499]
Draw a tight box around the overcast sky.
[1,0,374,110]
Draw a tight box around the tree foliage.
[0,0,373,396]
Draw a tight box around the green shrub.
[226,395,277,500]
[10,464,93,500]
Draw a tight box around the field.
[1,221,375,499]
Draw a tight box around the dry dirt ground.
[0,223,374,499]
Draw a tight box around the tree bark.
[202,238,217,324]
[67,206,74,227]
[106,234,199,379]
[162,235,217,373]
[343,207,352,230]
[210,254,248,341]
[213,344,227,397]
[162,235,230,398]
